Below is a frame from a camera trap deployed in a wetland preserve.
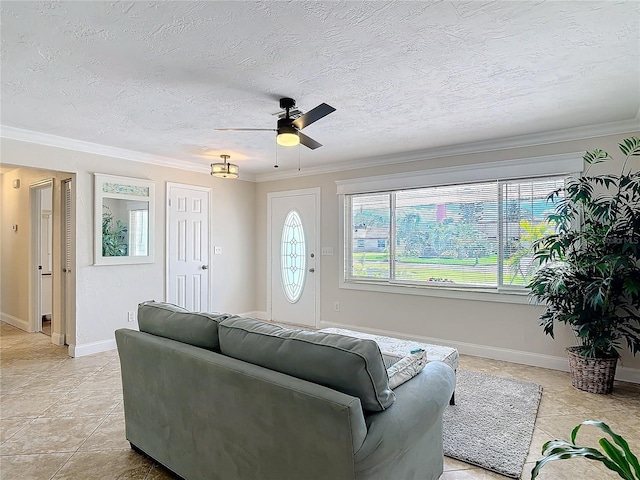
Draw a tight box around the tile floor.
[1,322,639,480]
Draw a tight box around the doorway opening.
[30,179,53,335]
[25,174,75,348]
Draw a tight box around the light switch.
[214,246,222,255]
[321,247,334,256]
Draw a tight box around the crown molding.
[0,126,257,182]
[254,117,640,182]
[2,118,637,185]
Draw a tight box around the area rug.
[443,370,543,478]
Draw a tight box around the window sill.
[339,279,535,305]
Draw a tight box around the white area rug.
[443,370,543,478]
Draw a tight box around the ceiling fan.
[215,97,336,150]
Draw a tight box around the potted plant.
[531,420,639,479]
[527,137,640,394]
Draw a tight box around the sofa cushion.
[137,300,232,352]
[218,317,395,411]
[386,349,427,389]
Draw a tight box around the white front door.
[167,183,210,311]
[269,189,319,327]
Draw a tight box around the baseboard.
[1,312,31,332]
[319,320,640,384]
[239,310,268,320]
[68,339,116,358]
[51,332,65,346]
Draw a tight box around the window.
[345,176,566,291]
[128,209,149,257]
[337,154,584,300]
[281,210,306,303]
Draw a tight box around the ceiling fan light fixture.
[210,154,239,179]
[276,124,300,147]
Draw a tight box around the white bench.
[319,327,459,404]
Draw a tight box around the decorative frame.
[94,173,155,265]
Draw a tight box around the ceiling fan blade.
[292,103,336,130]
[298,132,322,150]
[214,128,276,132]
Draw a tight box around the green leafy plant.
[531,420,640,479]
[507,220,555,284]
[527,137,640,358]
[102,205,128,256]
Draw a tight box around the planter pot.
[566,346,618,394]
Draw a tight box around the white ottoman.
[319,327,459,404]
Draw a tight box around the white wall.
[0,138,256,356]
[255,132,640,379]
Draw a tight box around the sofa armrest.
[353,361,455,471]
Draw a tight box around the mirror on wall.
[94,173,155,265]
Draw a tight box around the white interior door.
[269,189,319,327]
[167,183,210,312]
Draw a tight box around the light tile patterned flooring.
[1,322,639,480]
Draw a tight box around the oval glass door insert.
[281,210,306,303]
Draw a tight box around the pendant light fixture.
[210,154,239,179]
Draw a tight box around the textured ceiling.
[1,1,639,178]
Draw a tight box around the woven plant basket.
[566,346,618,394]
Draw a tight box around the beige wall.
[255,132,640,375]
[0,167,72,341]
[0,138,256,354]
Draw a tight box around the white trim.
[254,118,640,182]
[319,321,640,384]
[0,126,257,183]
[3,123,635,184]
[253,310,269,320]
[94,173,155,265]
[339,280,532,304]
[237,310,259,318]
[266,188,321,327]
[335,153,583,195]
[1,312,31,332]
[68,339,116,357]
[165,182,212,310]
[51,332,65,346]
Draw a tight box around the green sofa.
[115,301,456,480]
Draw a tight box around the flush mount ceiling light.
[210,154,239,179]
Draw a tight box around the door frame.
[165,182,212,309]
[29,178,54,334]
[266,187,321,326]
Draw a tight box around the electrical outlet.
[127,311,135,322]
[214,246,222,255]
[334,301,340,312]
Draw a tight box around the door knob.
[201,265,209,270]
[309,268,315,273]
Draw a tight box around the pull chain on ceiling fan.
[215,97,336,150]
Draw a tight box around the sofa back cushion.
[137,300,231,352]
[218,317,395,411]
